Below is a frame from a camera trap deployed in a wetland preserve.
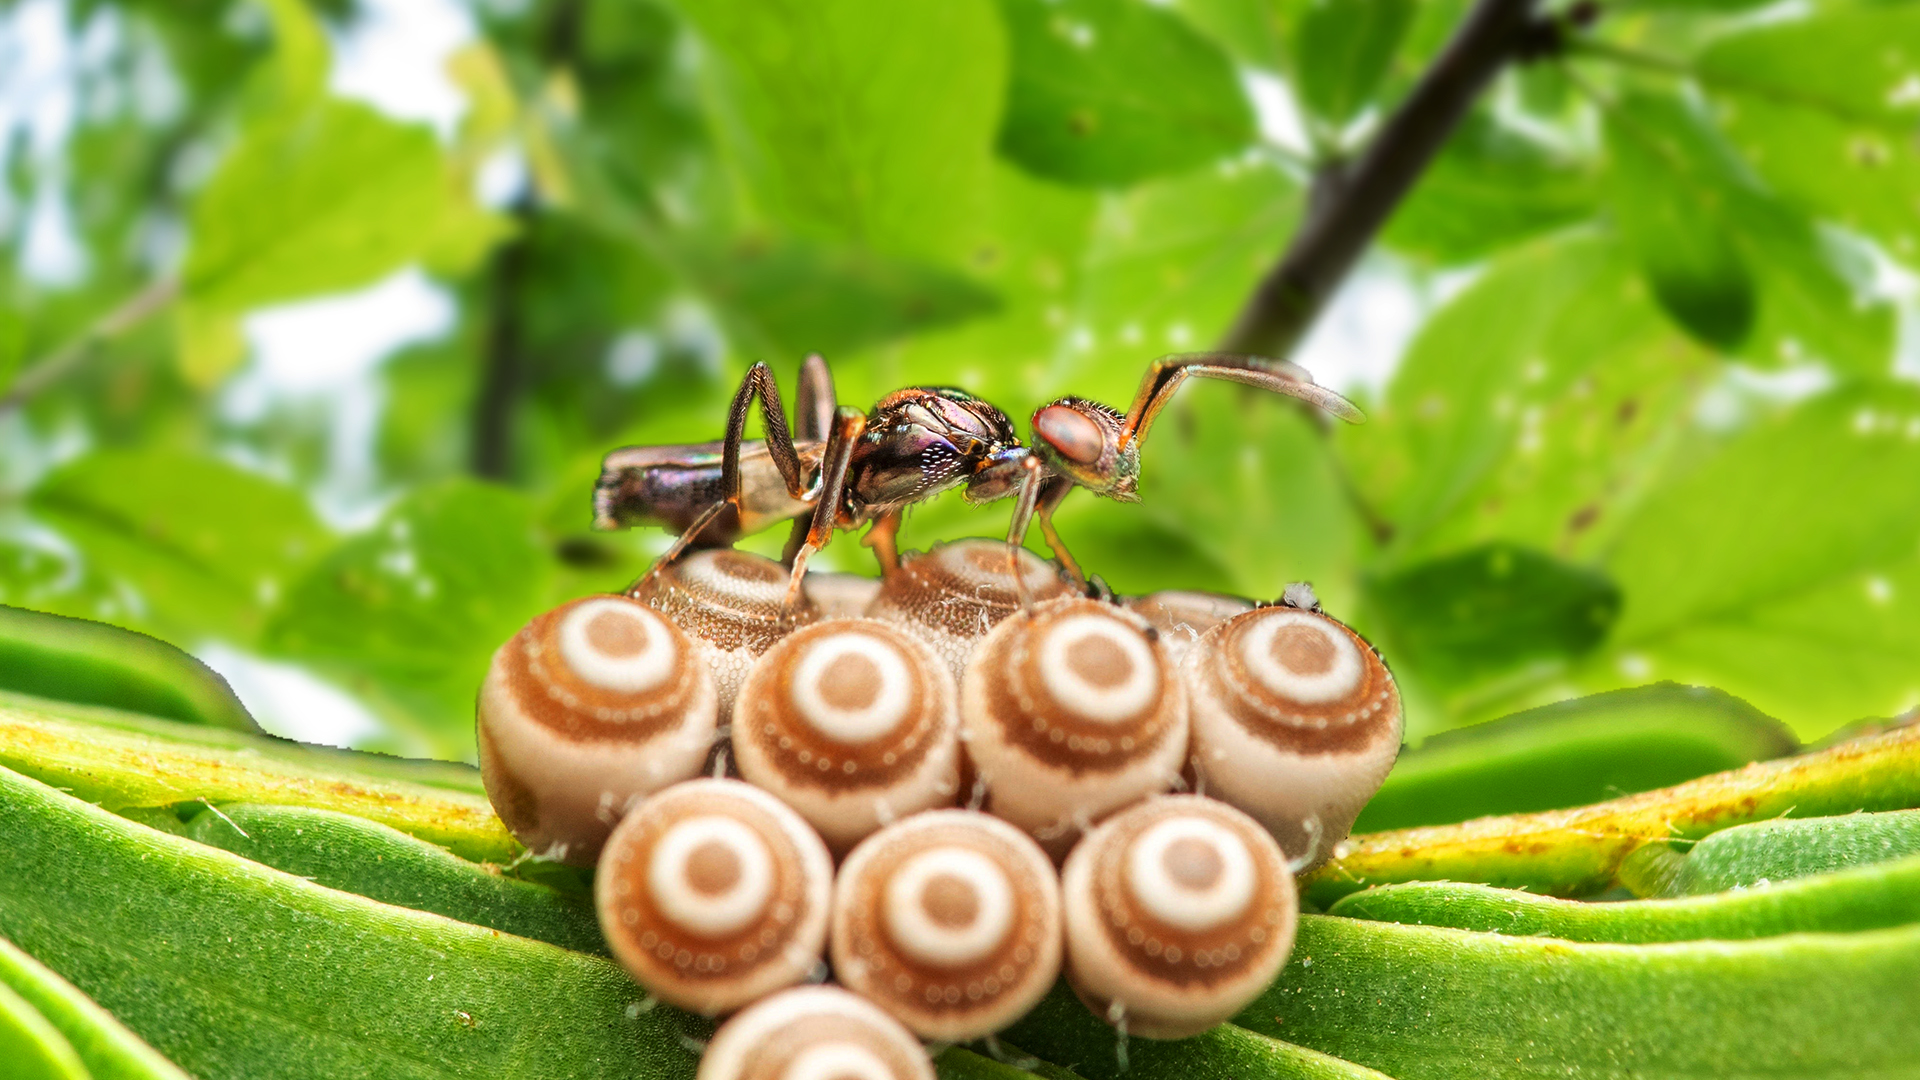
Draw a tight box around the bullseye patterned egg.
[697,986,934,1080]
[733,618,961,854]
[961,596,1188,854]
[864,539,1072,684]
[1182,602,1402,869]
[477,594,717,866]
[801,571,884,621]
[1121,590,1255,665]
[595,778,834,1015]
[1060,795,1296,1039]
[631,549,818,720]
[830,810,1062,1041]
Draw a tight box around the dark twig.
[1219,0,1550,358]
[0,277,179,417]
[470,217,531,480]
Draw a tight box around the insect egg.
[1182,603,1402,869]
[1060,795,1296,1039]
[863,539,1073,684]
[631,549,818,721]
[961,596,1188,854]
[801,571,884,620]
[477,594,716,866]
[733,618,961,854]
[697,985,934,1080]
[830,810,1062,1042]
[1121,590,1255,664]
[595,778,834,1016]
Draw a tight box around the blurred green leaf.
[1386,111,1599,264]
[996,0,1255,187]
[25,450,330,645]
[1170,0,1302,73]
[264,481,551,756]
[1329,855,1920,942]
[1587,384,1920,734]
[1355,683,1797,832]
[670,0,1006,263]
[0,975,88,1080]
[1364,541,1621,690]
[0,606,256,732]
[1293,0,1414,131]
[1699,5,1920,255]
[1604,92,1757,351]
[176,0,506,383]
[0,765,703,1080]
[0,936,190,1080]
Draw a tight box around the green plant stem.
[0,278,179,417]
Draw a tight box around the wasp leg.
[793,353,837,445]
[1005,457,1046,612]
[784,407,867,612]
[632,362,813,593]
[779,515,811,567]
[861,510,904,577]
[1031,477,1088,594]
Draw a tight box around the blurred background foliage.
[2,0,1916,760]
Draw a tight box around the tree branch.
[1219,0,1550,358]
[0,278,179,417]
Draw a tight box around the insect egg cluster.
[475,539,1404,1077]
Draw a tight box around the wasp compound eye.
[596,778,833,1016]
[961,597,1189,855]
[1061,795,1296,1040]
[733,618,961,854]
[831,810,1062,1042]
[863,539,1072,684]
[697,985,935,1080]
[1182,605,1402,870]
[1032,404,1107,466]
[477,595,717,866]
[632,549,819,721]
[1121,590,1256,665]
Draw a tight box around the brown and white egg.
[1183,602,1402,869]
[632,548,817,721]
[961,597,1188,857]
[865,539,1072,684]
[477,594,717,865]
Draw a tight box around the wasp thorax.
[733,618,961,854]
[697,985,935,1080]
[596,779,833,1015]
[1122,590,1256,665]
[961,597,1188,854]
[477,595,717,866]
[863,539,1072,684]
[831,810,1061,1041]
[1182,604,1402,869]
[632,549,817,721]
[1061,796,1296,1040]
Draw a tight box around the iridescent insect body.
[593,353,1361,607]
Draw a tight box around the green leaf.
[670,0,1007,263]
[1292,0,1414,130]
[0,703,518,864]
[1301,722,1920,905]
[1385,111,1599,264]
[1657,809,1920,896]
[1604,92,1757,351]
[0,765,704,1080]
[1699,5,1920,253]
[24,450,331,645]
[1587,383,1920,734]
[1239,915,1920,1078]
[1363,542,1622,690]
[264,480,551,757]
[1354,684,1798,832]
[1329,854,1920,942]
[1169,0,1301,73]
[996,0,1255,187]
[0,976,88,1080]
[0,936,191,1080]
[180,802,606,955]
[0,606,257,732]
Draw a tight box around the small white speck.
[1866,576,1894,604]
[1619,653,1652,679]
